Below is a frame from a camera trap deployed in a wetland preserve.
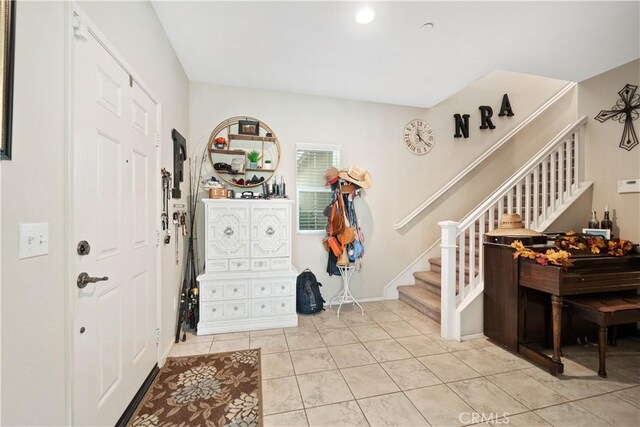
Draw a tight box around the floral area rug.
[129,349,262,427]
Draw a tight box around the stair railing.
[439,116,588,340]
[394,82,577,230]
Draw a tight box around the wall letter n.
[454,114,470,138]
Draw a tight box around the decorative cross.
[595,84,640,151]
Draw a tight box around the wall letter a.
[454,114,470,138]
[499,93,514,117]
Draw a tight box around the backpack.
[296,269,325,315]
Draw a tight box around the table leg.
[551,295,563,364]
[330,266,363,317]
[598,325,608,378]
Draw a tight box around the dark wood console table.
[484,241,640,375]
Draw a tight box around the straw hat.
[339,165,372,189]
[485,214,542,236]
[325,167,340,186]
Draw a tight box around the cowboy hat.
[485,213,542,237]
[325,167,340,186]
[339,165,372,189]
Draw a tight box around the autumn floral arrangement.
[607,238,634,257]
[554,231,606,254]
[511,240,573,267]
[554,230,634,256]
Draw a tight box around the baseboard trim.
[460,333,486,341]
[161,341,175,366]
[116,364,160,427]
[357,296,387,302]
[198,314,298,335]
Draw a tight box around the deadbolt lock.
[77,240,91,255]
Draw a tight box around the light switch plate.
[618,179,640,194]
[18,223,49,259]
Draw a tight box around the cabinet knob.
[212,308,216,312]
[261,304,265,309]
[281,303,286,307]
[233,288,238,292]
[233,306,238,311]
[281,285,285,290]
[224,227,234,236]
[261,286,265,291]
[266,226,275,236]
[212,289,216,294]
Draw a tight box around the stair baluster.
[398,117,590,341]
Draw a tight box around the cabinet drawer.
[274,297,295,314]
[206,259,228,273]
[201,284,225,301]
[273,280,293,296]
[200,300,249,321]
[252,297,295,317]
[270,258,290,271]
[252,299,275,316]
[229,259,250,271]
[225,283,248,299]
[251,259,270,271]
[252,281,273,298]
[200,279,249,301]
[251,279,294,298]
[225,300,249,318]
[200,301,225,320]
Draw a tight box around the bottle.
[600,205,613,233]
[587,210,599,229]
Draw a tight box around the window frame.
[295,142,341,234]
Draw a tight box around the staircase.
[398,238,477,322]
[397,117,591,338]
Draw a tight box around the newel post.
[439,220,459,340]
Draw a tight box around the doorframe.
[64,3,163,424]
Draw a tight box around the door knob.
[77,272,109,289]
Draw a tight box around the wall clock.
[403,119,434,155]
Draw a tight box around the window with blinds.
[296,144,341,233]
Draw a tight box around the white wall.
[1,3,67,424]
[579,59,640,241]
[0,2,189,425]
[190,71,572,302]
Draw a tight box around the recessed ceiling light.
[356,8,375,24]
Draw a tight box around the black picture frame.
[0,0,16,160]
[238,120,260,136]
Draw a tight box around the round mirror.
[207,116,281,188]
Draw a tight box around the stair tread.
[413,270,442,286]
[398,285,440,303]
[397,286,441,316]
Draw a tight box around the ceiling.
[152,1,640,108]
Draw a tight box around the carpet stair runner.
[399,226,482,323]
[398,252,479,323]
[398,192,550,323]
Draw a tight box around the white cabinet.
[197,199,298,335]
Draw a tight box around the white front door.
[72,26,158,426]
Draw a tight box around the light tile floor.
[171,300,640,426]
